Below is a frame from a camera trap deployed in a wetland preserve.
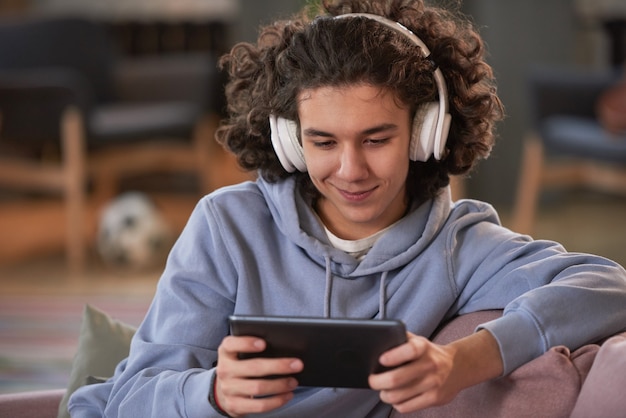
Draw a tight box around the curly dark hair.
[216,0,504,203]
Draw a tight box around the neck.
[314,196,409,240]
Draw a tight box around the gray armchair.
[0,16,225,274]
[511,66,626,234]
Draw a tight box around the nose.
[336,145,368,181]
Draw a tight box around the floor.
[0,193,194,297]
[510,192,626,267]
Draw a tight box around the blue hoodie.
[69,176,626,417]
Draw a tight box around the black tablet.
[229,315,407,388]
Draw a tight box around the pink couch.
[1,310,625,418]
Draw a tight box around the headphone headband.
[336,13,450,159]
[269,13,452,172]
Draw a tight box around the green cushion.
[57,304,136,418]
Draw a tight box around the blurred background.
[0,0,625,393]
[0,0,624,276]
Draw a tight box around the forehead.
[296,84,411,137]
[297,84,407,114]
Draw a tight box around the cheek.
[303,148,335,179]
[307,160,332,184]
[371,151,409,180]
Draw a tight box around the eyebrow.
[302,123,399,138]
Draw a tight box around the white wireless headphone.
[270,13,452,173]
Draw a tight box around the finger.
[218,356,304,392]
[221,390,296,417]
[379,334,428,367]
[376,371,440,406]
[387,389,442,415]
[218,374,300,415]
[220,335,266,357]
[235,375,300,398]
[234,357,304,380]
[369,359,427,391]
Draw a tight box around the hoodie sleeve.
[69,197,239,418]
[447,201,626,376]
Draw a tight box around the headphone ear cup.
[269,115,307,172]
[410,102,439,162]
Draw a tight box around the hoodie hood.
[257,176,454,278]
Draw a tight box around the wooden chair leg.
[61,107,86,277]
[91,169,118,208]
[511,133,544,235]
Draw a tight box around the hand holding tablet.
[229,315,407,388]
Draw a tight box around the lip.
[337,186,377,202]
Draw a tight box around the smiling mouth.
[338,187,377,202]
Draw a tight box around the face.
[298,84,411,240]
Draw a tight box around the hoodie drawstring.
[324,256,333,318]
[323,255,389,320]
[379,271,388,319]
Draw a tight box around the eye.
[311,139,336,149]
[365,137,391,146]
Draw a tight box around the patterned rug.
[0,292,153,394]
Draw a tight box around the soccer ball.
[97,192,173,269]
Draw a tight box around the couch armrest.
[429,310,503,345]
[389,311,502,418]
[570,331,626,418]
[0,389,65,418]
[390,310,602,418]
